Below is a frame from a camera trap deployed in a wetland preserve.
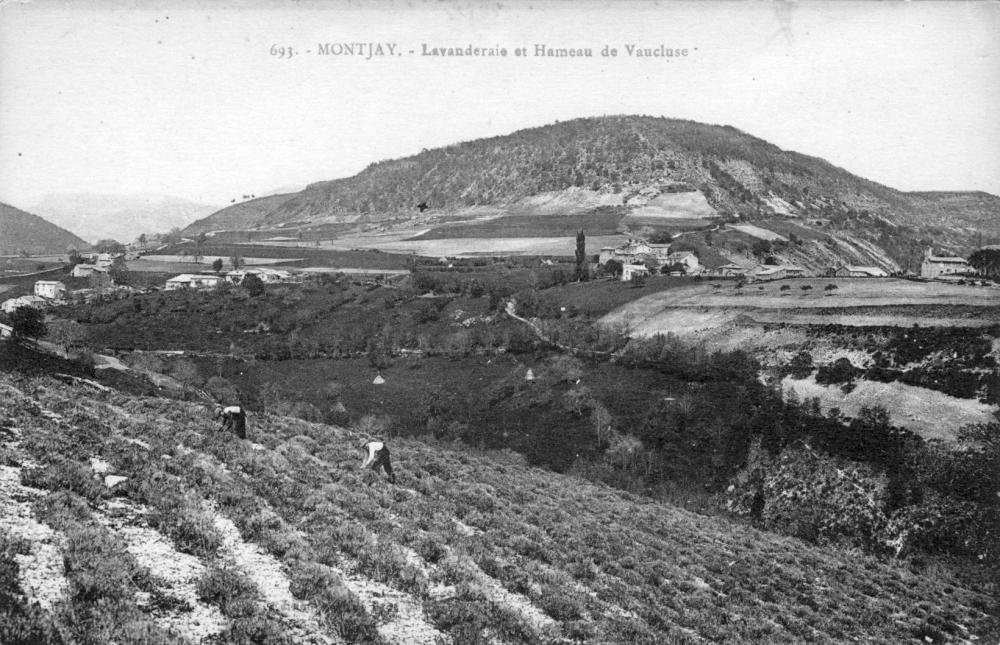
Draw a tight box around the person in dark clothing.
[360,439,395,483]
[218,405,247,439]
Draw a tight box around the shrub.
[21,458,105,503]
[816,357,857,385]
[147,491,224,558]
[786,351,814,379]
[242,273,266,297]
[197,566,259,615]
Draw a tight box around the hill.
[0,202,90,256]
[1,371,997,644]
[182,116,1000,264]
[182,194,298,235]
[31,193,221,244]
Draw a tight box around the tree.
[242,272,265,297]
[780,284,791,294]
[230,254,244,271]
[751,239,772,258]
[8,306,46,339]
[816,357,857,385]
[108,256,129,285]
[137,233,147,251]
[968,249,1000,279]
[47,319,84,355]
[162,227,183,246]
[574,230,589,281]
[788,351,814,379]
[94,239,125,254]
[824,283,839,295]
[193,232,207,264]
[800,284,813,293]
[212,258,224,274]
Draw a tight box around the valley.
[2,115,999,644]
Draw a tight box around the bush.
[816,357,857,385]
[21,458,105,503]
[147,491,224,558]
[786,351,814,379]
[197,566,259,615]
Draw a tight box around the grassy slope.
[2,372,998,644]
[0,203,90,256]
[181,194,297,235]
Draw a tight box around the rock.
[104,475,128,488]
[125,437,151,450]
[90,456,111,474]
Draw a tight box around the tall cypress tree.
[575,230,589,281]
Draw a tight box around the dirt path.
[0,434,69,614]
[210,508,339,645]
[338,567,451,645]
[94,498,227,642]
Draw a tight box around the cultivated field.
[781,376,997,442]
[728,224,788,242]
[130,256,303,273]
[2,374,997,643]
[319,234,630,258]
[602,278,1000,335]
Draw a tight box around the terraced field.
[1,373,998,643]
[602,278,1000,335]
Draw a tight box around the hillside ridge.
[182,116,999,261]
[0,202,90,256]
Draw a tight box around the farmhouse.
[663,251,700,274]
[707,264,751,278]
[0,322,11,338]
[754,265,808,281]
[600,239,679,272]
[34,280,67,300]
[1,295,46,314]
[84,252,121,269]
[599,239,652,264]
[834,265,889,278]
[165,274,223,290]
[226,267,294,284]
[621,263,651,281]
[71,264,110,279]
[920,248,972,278]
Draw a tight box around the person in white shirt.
[217,405,247,439]
[360,439,395,483]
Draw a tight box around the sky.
[1,0,998,210]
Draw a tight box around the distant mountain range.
[181,116,1000,265]
[32,193,220,244]
[0,202,90,256]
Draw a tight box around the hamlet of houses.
[165,267,295,290]
[599,239,702,280]
[597,237,905,282]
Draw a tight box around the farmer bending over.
[218,405,247,439]
[360,439,396,484]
